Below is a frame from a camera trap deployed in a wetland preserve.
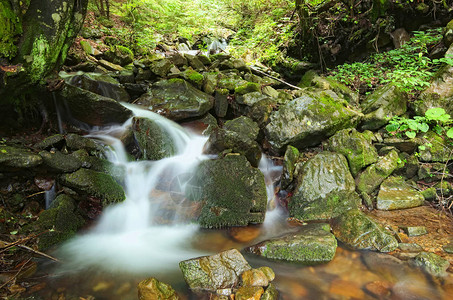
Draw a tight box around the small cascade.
[45,184,56,209]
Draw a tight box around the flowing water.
[34,104,453,300]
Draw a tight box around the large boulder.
[413,65,453,116]
[332,209,398,252]
[58,83,132,127]
[179,249,251,292]
[376,176,425,210]
[132,117,176,160]
[245,223,337,264]
[135,79,214,121]
[0,145,42,171]
[264,90,362,153]
[327,128,379,176]
[187,155,267,228]
[104,45,134,66]
[360,83,408,130]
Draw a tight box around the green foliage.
[329,28,444,96]
[386,107,453,140]
[0,0,23,59]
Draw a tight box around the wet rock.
[241,269,269,287]
[136,79,214,121]
[280,145,299,189]
[265,90,362,153]
[181,68,204,89]
[399,226,427,237]
[360,83,408,130]
[412,252,450,277]
[104,45,134,66]
[65,134,100,153]
[223,116,260,141]
[169,53,188,67]
[34,134,65,150]
[383,137,418,154]
[332,209,398,252]
[137,277,179,300]
[376,177,425,210]
[299,70,358,104]
[363,281,392,299]
[35,195,84,250]
[398,243,423,252]
[356,150,399,194]
[235,286,264,300]
[184,53,205,71]
[187,155,267,228]
[443,242,453,254]
[245,223,337,264]
[261,283,278,300]
[60,168,125,205]
[0,145,42,170]
[214,89,229,118]
[197,54,211,66]
[58,83,132,127]
[179,249,251,291]
[149,58,174,78]
[413,65,453,116]
[98,59,124,72]
[417,131,453,162]
[203,72,219,95]
[132,117,176,160]
[327,128,379,176]
[39,151,82,173]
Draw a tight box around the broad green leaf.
[447,127,453,139]
[419,145,426,151]
[386,123,399,132]
[405,131,416,139]
[418,123,429,132]
[407,119,418,130]
[425,107,447,120]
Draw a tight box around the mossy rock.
[0,145,42,171]
[376,176,425,210]
[34,134,65,150]
[332,209,398,252]
[280,145,299,189]
[412,252,450,277]
[104,45,134,66]
[65,133,101,153]
[223,116,260,141]
[217,72,247,92]
[181,68,204,89]
[39,150,82,173]
[235,82,261,95]
[417,130,453,162]
[138,277,180,300]
[60,168,125,205]
[149,58,174,78]
[187,155,267,228]
[35,195,84,250]
[265,90,362,153]
[214,88,229,117]
[245,223,337,264]
[0,0,21,59]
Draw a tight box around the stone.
[132,117,176,161]
[203,72,219,95]
[246,223,337,264]
[187,155,267,228]
[417,130,453,162]
[327,128,379,176]
[184,53,205,71]
[104,45,134,66]
[34,134,65,150]
[57,83,132,127]
[257,267,275,282]
[444,19,453,47]
[217,72,247,92]
[261,283,278,300]
[98,59,124,72]
[179,249,251,291]
[235,286,264,300]
[332,209,398,252]
[360,83,408,130]
[169,53,187,67]
[39,151,81,173]
[235,82,261,95]
[363,281,392,299]
[136,79,213,121]
[181,68,204,89]
[356,150,399,194]
[65,134,100,152]
[398,243,423,252]
[413,65,453,116]
[280,145,299,189]
[376,177,425,210]
[149,58,174,78]
[421,187,437,201]
[80,40,101,56]
[0,145,42,170]
[412,252,450,277]
[60,168,125,205]
[265,90,362,153]
[262,86,279,98]
[223,116,260,141]
[137,277,179,300]
[399,226,427,237]
[241,269,269,287]
[443,242,453,254]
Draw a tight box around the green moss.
[116,45,133,58]
[235,82,261,95]
[0,0,22,59]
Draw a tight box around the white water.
[58,104,280,273]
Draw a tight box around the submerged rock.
[412,252,450,277]
[138,277,179,300]
[245,223,337,264]
[187,155,267,228]
[0,145,42,170]
[265,90,361,152]
[179,249,251,292]
[136,78,214,121]
[60,168,125,205]
[327,128,379,176]
[376,176,425,210]
[332,210,398,252]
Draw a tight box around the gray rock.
[137,277,179,300]
[280,145,299,189]
[399,226,427,237]
[104,45,133,66]
[184,53,205,71]
[214,89,229,117]
[223,116,260,141]
[265,90,362,153]
[179,249,251,291]
[34,134,65,150]
[149,58,174,78]
[376,177,425,210]
[245,223,337,264]
[412,252,450,277]
[39,151,82,173]
[0,145,42,170]
[65,134,100,153]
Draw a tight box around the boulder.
[98,59,124,72]
[280,145,299,189]
[413,65,453,116]
[39,151,82,173]
[179,249,251,291]
[360,83,408,130]
[57,83,132,127]
[412,252,450,277]
[261,284,279,300]
[136,79,213,121]
[356,150,399,194]
[245,223,337,264]
[417,130,453,162]
[217,72,247,92]
[60,168,125,205]
[181,68,204,89]
[0,145,42,170]
[184,53,205,71]
[187,155,267,228]
[203,72,219,95]
[63,72,130,102]
[235,287,264,300]
[34,134,65,150]
[149,58,174,78]
[132,117,176,160]
[332,210,398,252]
[138,277,179,300]
[376,176,425,210]
[327,128,379,176]
[265,90,362,153]
[104,45,134,66]
[65,133,100,153]
[223,116,260,141]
